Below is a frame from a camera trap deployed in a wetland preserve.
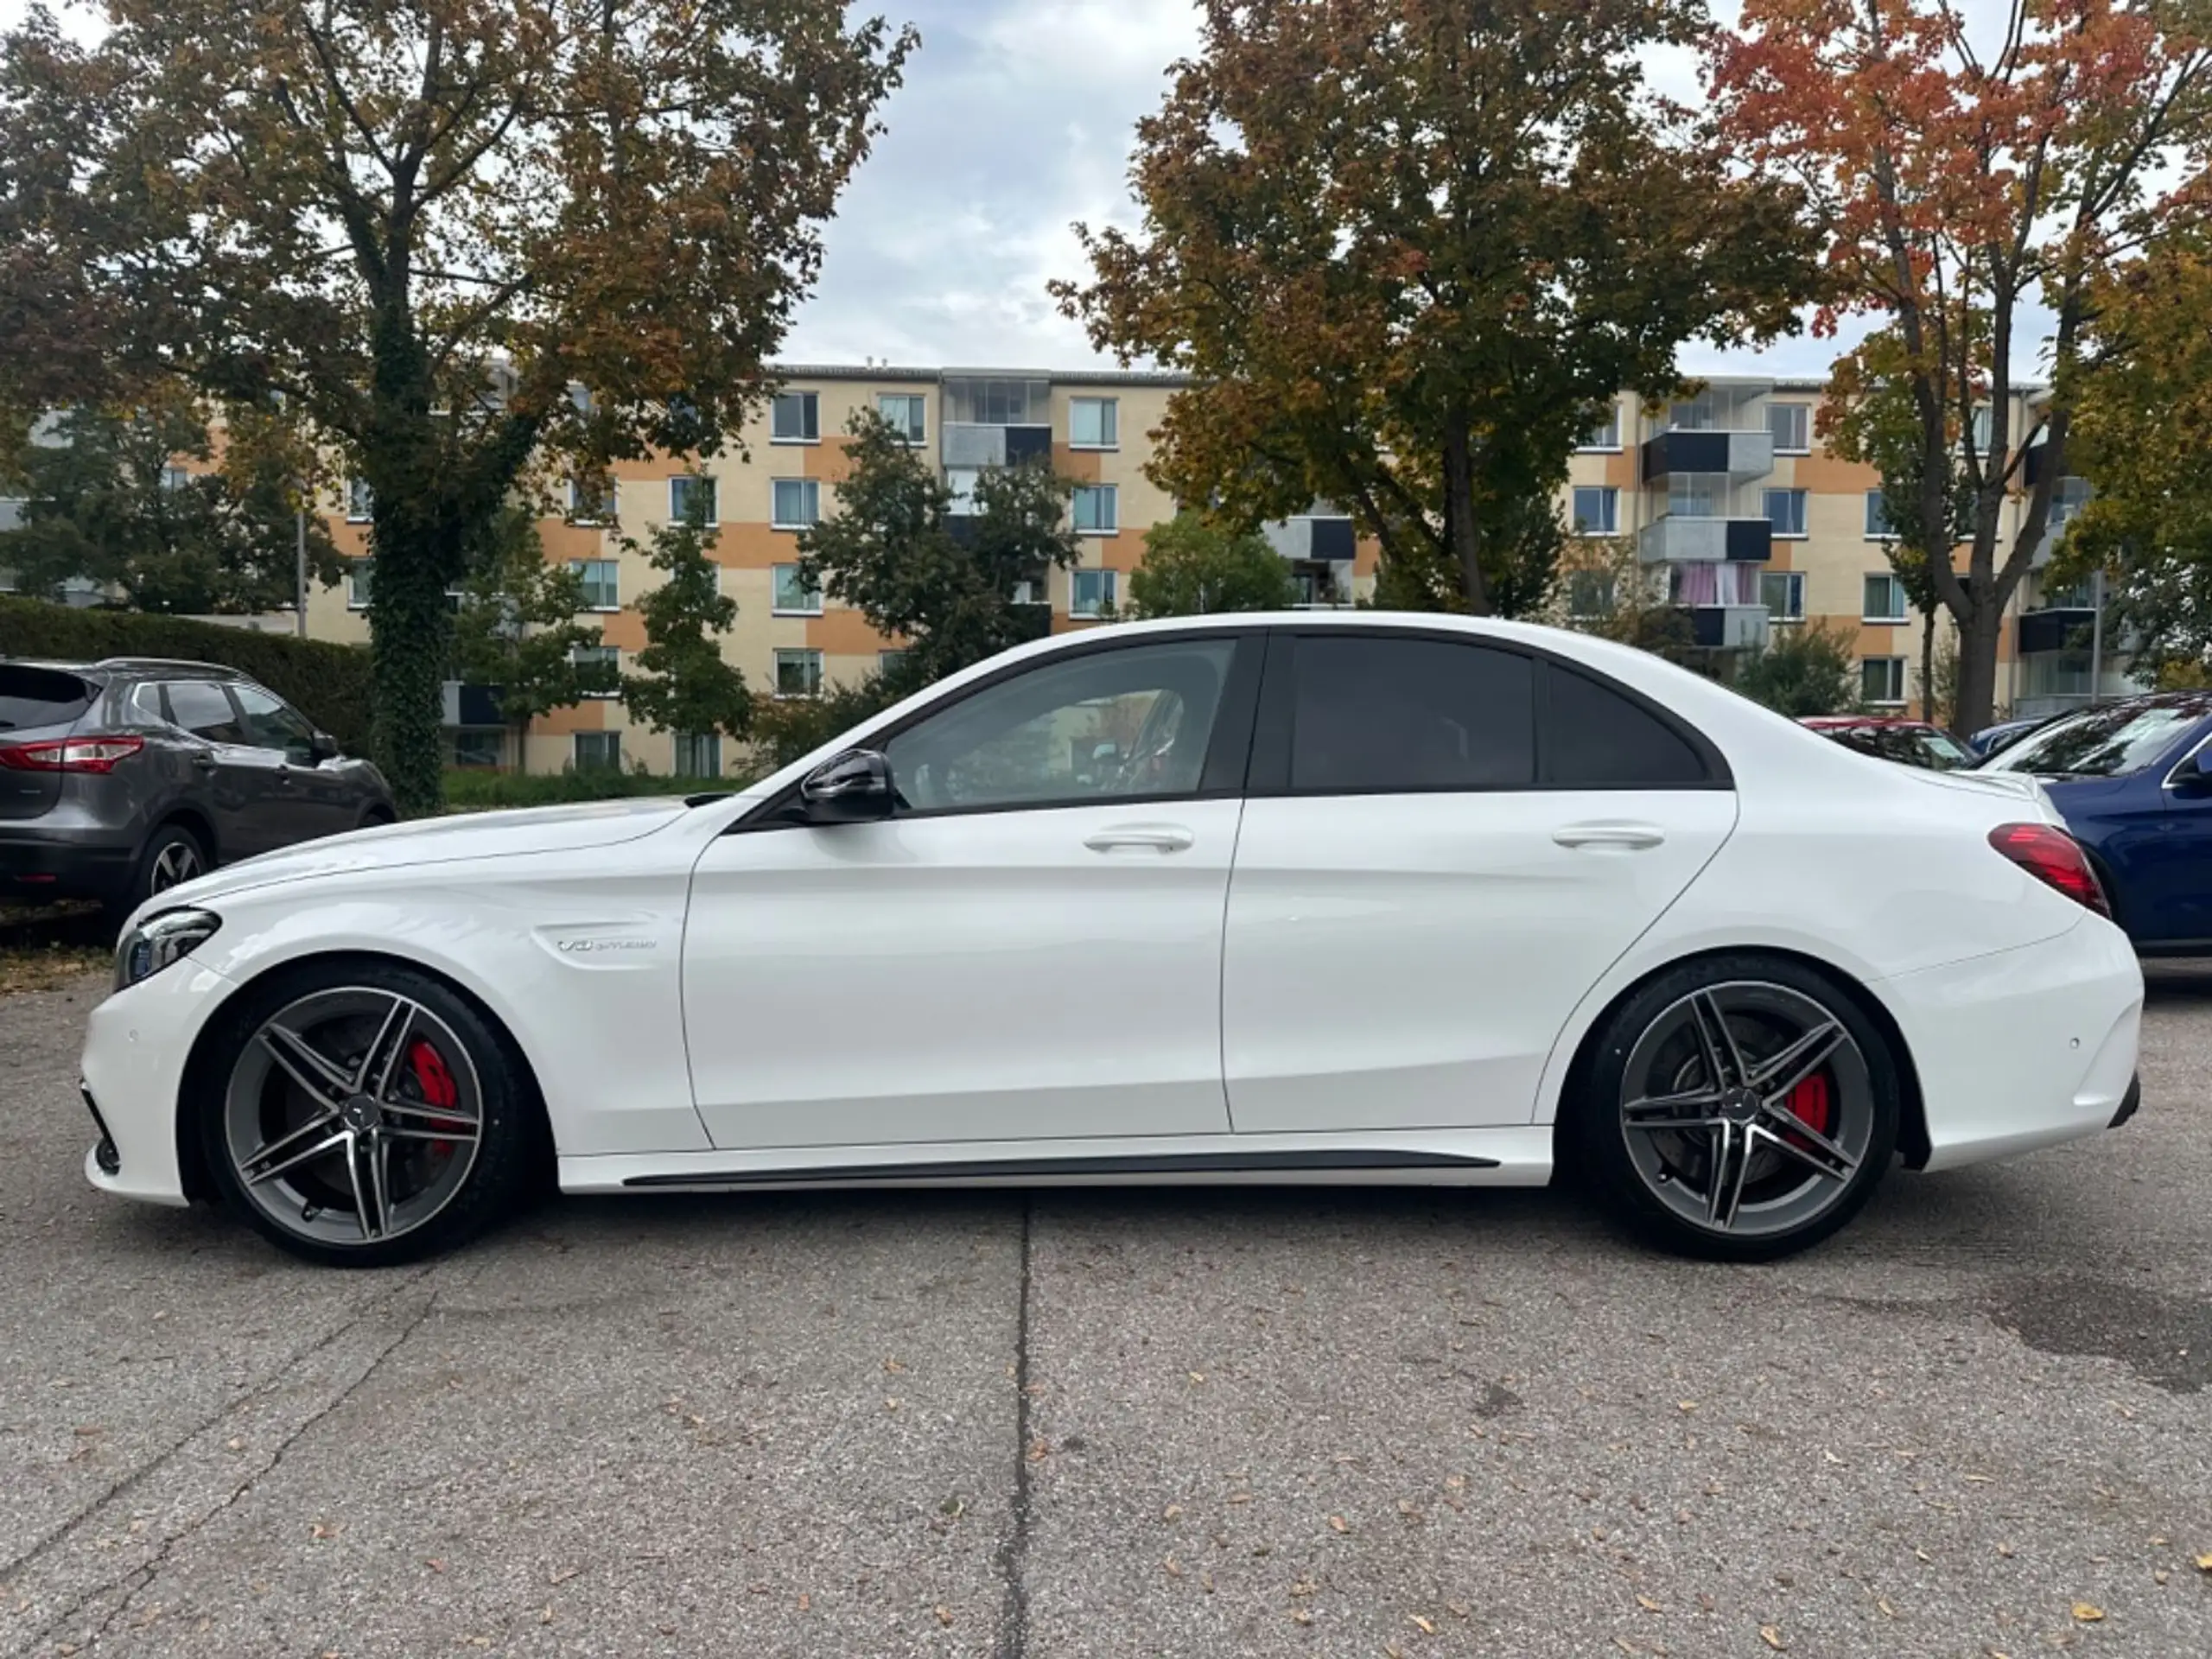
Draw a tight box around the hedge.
[0,597,374,753]
[441,766,753,810]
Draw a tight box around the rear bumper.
[0,825,135,900]
[1877,918,2145,1172]
[2109,1075,2142,1129]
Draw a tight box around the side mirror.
[798,748,894,823]
[2169,749,2211,797]
[308,732,340,764]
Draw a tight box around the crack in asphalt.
[12,1268,447,1657]
[993,1198,1034,1659]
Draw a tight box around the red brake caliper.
[407,1040,466,1154]
[1781,1073,1833,1150]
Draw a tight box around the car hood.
[144,797,697,914]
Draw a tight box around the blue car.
[1965,714,2052,759]
[1977,692,2212,956]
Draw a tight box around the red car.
[1799,715,1975,771]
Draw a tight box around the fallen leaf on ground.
[933,1605,952,1627]
[1410,1613,1435,1633]
[1290,1609,1313,1624]
[1328,1516,1349,1534]
[1163,1503,1182,1522]
[2072,1603,2105,1623]
[2195,1553,2212,1573]
[1637,1594,1663,1612]
[1759,1624,1785,1650]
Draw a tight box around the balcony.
[1689,605,1771,652]
[2017,607,2097,655]
[941,423,1053,470]
[1637,516,1772,564]
[1262,515,1357,563]
[1640,429,1774,483]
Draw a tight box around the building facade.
[292,365,2116,776]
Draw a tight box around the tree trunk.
[368,507,458,817]
[1440,424,1491,616]
[1919,605,1936,727]
[1951,596,2005,738]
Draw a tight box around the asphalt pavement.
[3,966,2209,1657]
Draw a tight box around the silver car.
[0,656,393,920]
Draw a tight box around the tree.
[448,504,611,765]
[2060,231,2212,682]
[795,410,1081,685]
[1545,536,1700,664]
[0,0,912,813]
[620,500,752,748]
[1052,0,1819,615]
[1731,621,1861,717]
[0,396,340,612]
[1123,512,1299,617]
[1710,0,2212,734]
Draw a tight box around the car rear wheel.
[107,823,208,927]
[1573,955,1900,1262]
[198,960,545,1267]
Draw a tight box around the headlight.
[114,909,222,990]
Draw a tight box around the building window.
[447,728,504,769]
[1864,490,1895,539]
[879,649,911,677]
[945,468,980,513]
[1580,409,1621,451]
[1669,395,1714,431]
[775,647,823,698]
[772,563,823,614]
[1071,569,1118,618]
[573,731,622,772]
[1760,570,1805,621]
[159,466,193,493]
[1860,657,1906,706]
[2050,476,2092,527]
[771,391,819,443]
[876,393,925,444]
[569,476,616,524]
[569,559,620,611]
[346,477,373,522]
[1571,486,1618,536]
[1763,488,1808,537]
[1969,405,1993,454]
[1072,485,1118,534]
[670,474,717,524]
[346,559,372,609]
[1669,476,1721,517]
[1567,569,1616,620]
[771,478,821,530]
[674,732,721,777]
[1069,397,1118,449]
[1767,402,1810,454]
[1863,573,1909,621]
[572,644,620,696]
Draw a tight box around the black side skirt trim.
[622,1148,1499,1188]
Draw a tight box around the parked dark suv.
[0,657,394,919]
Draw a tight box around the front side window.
[1070,397,1118,448]
[1072,485,1118,534]
[1288,637,1535,792]
[570,559,620,611]
[876,393,926,444]
[1860,658,1906,705]
[1764,488,1808,537]
[574,731,621,772]
[886,639,1236,814]
[772,391,819,443]
[1571,486,1618,536]
[772,563,823,613]
[670,474,717,524]
[675,732,722,777]
[1984,702,2209,779]
[772,478,821,529]
[1767,402,1810,453]
[232,684,318,762]
[775,647,823,698]
[164,680,246,743]
[1071,569,1117,618]
[1863,573,1908,620]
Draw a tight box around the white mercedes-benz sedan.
[79,613,2143,1267]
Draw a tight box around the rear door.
[157,679,285,858]
[0,665,99,822]
[1221,631,1738,1134]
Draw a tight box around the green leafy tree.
[751,675,911,770]
[1052,0,1819,614]
[1731,621,1860,718]
[796,410,1080,685]
[1544,537,1698,664]
[0,397,340,612]
[619,501,752,748]
[1124,513,1298,617]
[448,505,611,766]
[0,0,912,813]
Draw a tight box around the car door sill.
[620,1147,1499,1188]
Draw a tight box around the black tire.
[1570,953,1901,1262]
[197,957,548,1268]
[108,821,209,929]
[359,806,396,830]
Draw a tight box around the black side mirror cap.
[2170,749,2211,796]
[798,748,894,823]
[309,733,340,763]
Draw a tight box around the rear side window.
[0,665,95,732]
[1544,666,1711,787]
[163,681,246,743]
[1288,637,1535,791]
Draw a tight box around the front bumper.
[79,959,243,1207]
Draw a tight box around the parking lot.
[1,968,2208,1658]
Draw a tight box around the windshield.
[1981,703,2205,779]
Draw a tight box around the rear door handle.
[1084,824,1194,855]
[1553,822,1666,851]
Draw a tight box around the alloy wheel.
[149,841,202,891]
[222,987,484,1249]
[1616,980,1875,1239]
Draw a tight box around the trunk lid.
[0,665,100,820]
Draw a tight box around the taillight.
[0,736,145,774]
[1987,822,2111,918]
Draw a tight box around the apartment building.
[295,365,2113,776]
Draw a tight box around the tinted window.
[1546,667,1709,787]
[1982,701,2209,779]
[887,640,1236,812]
[233,685,318,760]
[164,681,245,743]
[0,666,94,732]
[1289,638,1534,791]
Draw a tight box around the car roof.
[0,656,238,680]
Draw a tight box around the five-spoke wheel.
[1576,957,1899,1261]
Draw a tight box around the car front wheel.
[198,960,545,1267]
[1573,955,1900,1262]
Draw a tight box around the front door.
[1223,632,1738,1134]
[232,683,357,840]
[682,633,1261,1151]
[158,679,287,860]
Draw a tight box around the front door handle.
[1084,824,1195,855]
[1553,821,1666,851]
[191,753,217,772]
